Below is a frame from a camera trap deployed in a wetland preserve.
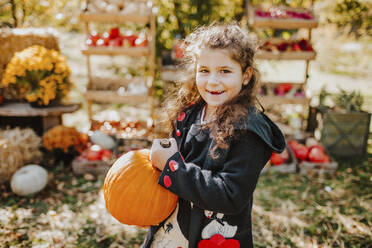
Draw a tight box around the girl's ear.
[243,67,253,86]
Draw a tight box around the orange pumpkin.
[103,149,178,226]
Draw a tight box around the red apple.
[123,34,138,47]
[308,147,326,163]
[271,152,284,165]
[100,149,113,160]
[108,37,123,47]
[292,43,301,51]
[280,148,289,162]
[109,27,120,39]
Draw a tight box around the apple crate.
[270,145,297,173]
[299,159,338,175]
[261,146,297,174]
[72,156,112,176]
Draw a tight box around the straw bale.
[0,127,42,184]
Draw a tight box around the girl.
[144,23,285,248]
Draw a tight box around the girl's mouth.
[206,89,226,95]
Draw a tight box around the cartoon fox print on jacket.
[142,102,286,248]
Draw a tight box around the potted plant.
[1,45,72,107]
[317,87,371,157]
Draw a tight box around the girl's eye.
[221,69,231,73]
[199,69,209,73]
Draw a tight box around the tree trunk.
[10,0,17,27]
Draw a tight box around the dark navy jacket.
[142,102,286,248]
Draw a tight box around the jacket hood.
[183,102,286,153]
[242,107,286,153]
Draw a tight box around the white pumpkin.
[90,131,116,150]
[11,165,48,196]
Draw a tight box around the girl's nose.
[207,73,220,85]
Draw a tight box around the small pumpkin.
[11,164,48,196]
[103,149,178,227]
[90,131,116,150]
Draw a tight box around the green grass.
[253,155,372,247]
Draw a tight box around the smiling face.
[196,49,248,112]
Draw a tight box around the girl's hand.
[150,138,178,171]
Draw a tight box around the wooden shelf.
[88,76,147,91]
[82,46,149,56]
[261,81,305,87]
[251,17,318,29]
[256,50,316,60]
[247,4,318,29]
[84,90,149,104]
[258,96,309,106]
[79,13,150,24]
[0,102,81,117]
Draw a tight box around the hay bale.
[0,127,42,184]
[0,28,60,82]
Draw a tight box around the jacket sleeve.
[158,131,272,215]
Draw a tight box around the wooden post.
[149,1,156,120]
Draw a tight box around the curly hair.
[162,23,261,158]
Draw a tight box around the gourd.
[90,131,116,150]
[103,149,178,226]
[11,165,48,196]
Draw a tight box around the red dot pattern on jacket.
[198,234,240,248]
[176,130,181,136]
[169,160,179,172]
[163,176,172,188]
[177,112,186,121]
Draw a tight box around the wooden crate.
[320,111,371,156]
[72,156,112,176]
[300,160,338,175]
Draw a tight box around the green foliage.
[330,0,371,38]
[332,88,364,112]
[0,0,81,31]
[154,0,244,54]
[319,86,365,112]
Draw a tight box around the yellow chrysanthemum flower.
[1,45,72,105]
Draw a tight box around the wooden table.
[0,102,81,135]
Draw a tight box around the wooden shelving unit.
[80,1,156,126]
[247,1,317,107]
